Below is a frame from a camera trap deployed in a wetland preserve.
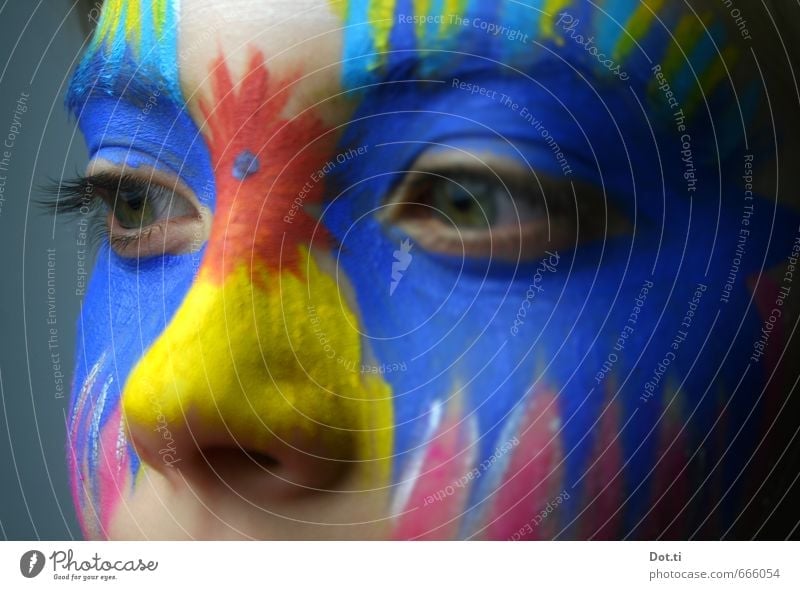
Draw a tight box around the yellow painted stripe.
[540,0,571,41]
[153,0,168,41]
[124,0,142,50]
[614,0,665,61]
[660,13,706,84]
[369,0,397,59]
[441,0,468,35]
[414,0,432,43]
[687,44,738,115]
[92,0,124,49]
[328,0,349,20]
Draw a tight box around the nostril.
[180,443,349,498]
[201,446,281,473]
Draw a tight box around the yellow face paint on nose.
[122,248,394,486]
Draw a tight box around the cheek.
[68,244,200,538]
[69,92,217,536]
[69,360,126,542]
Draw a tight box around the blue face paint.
[326,1,800,537]
[232,149,261,180]
[64,1,215,535]
[64,0,800,539]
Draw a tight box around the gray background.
[0,0,92,540]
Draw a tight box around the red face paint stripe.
[199,50,333,281]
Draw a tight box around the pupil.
[114,189,150,228]
[450,188,473,212]
[120,190,145,211]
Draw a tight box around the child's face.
[66,0,799,539]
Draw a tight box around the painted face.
[63,0,800,539]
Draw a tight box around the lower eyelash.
[107,225,158,256]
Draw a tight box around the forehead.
[177,0,345,119]
[71,0,674,116]
[69,0,767,206]
[70,0,753,123]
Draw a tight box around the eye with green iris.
[51,168,210,259]
[397,170,547,231]
[112,182,157,229]
[426,174,500,229]
[383,162,626,260]
[90,173,194,231]
[85,171,205,257]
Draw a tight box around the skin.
[66,0,800,540]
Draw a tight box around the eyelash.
[41,172,176,254]
[41,173,109,249]
[380,162,626,260]
[401,166,574,217]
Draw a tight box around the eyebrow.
[334,0,747,119]
[66,57,182,119]
[66,0,182,118]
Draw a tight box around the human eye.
[380,149,628,261]
[46,168,210,259]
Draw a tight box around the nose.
[121,258,394,493]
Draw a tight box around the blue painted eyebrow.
[66,57,176,119]
[66,0,182,119]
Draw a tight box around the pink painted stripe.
[747,272,787,510]
[645,397,690,539]
[486,389,563,540]
[581,395,624,539]
[96,405,130,537]
[392,410,475,540]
